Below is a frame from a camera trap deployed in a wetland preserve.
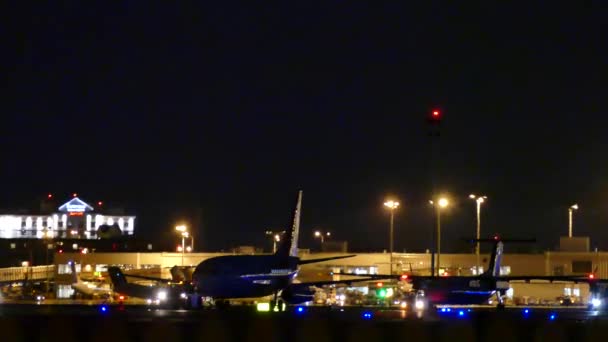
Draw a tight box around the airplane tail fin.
[69,260,78,284]
[482,241,503,277]
[470,238,535,277]
[107,267,128,291]
[275,190,302,259]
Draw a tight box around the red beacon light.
[376,282,383,287]
[400,274,409,281]
[589,273,595,279]
[47,193,53,199]
[432,110,440,117]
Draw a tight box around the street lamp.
[568,204,579,238]
[265,230,283,253]
[314,230,331,244]
[383,200,400,275]
[469,194,487,274]
[429,197,449,276]
[175,225,187,266]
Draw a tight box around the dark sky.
[3,3,607,253]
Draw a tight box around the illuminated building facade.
[0,197,135,239]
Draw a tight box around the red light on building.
[97,201,103,206]
[47,193,53,199]
[400,274,408,280]
[589,274,595,279]
[432,110,440,117]
[58,249,63,254]
[72,193,78,197]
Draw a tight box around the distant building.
[0,196,135,240]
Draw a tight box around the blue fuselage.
[191,255,299,298]
[412,276,510,305]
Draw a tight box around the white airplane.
[69,261,112,299]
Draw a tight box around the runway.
[1,303,608,341]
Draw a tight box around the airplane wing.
[496,275,608,283]
[298,255,357,265]
[120,273,173,283]
[294,276,386,288]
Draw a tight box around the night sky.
[3,3,607,253]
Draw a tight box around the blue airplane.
[341,238,608,310]
[108,190,373,310]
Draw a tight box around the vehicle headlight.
[415,299,425,310]
[592,298,602,308]
[157,290,167,301]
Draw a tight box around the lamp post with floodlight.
[175,225,187,266]
[568,204,579,238]
[429,197,449,276]
[469,194,487,273]
[383,200,400,275]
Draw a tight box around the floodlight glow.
[257,302,270,312]
[415,300,425,310]
[592,298,602,308]
[157,290,168,301]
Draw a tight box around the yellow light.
[274,234,280,242]
[256,302,270,312]
[175,225,187,232]
[438,198,449,208]
[314,231,321,237]
[384,200,400,210]
[571,204,579,210]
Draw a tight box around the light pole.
[469,194,487,274]
[265,230,283,253]
[175,225,187,266]
[429,197,449,276]
[568,204,579,238]
[314,230,331,244]
[383,200,400,275]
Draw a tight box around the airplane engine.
[281,286,315,304]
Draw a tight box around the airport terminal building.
[0,197,135,240]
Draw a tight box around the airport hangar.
[53,241,608,303]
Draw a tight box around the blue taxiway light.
[458,310,465,317]
[440,308,447,313]
[100,306,108,313]
[296,307,304,313]
[549,313,556,321]
[362,312,373,319]
[524,309,530,314]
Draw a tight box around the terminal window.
[572,261,592,273]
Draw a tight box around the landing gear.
[270,292,285,312]
[495,290,506,310]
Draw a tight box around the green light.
[377,289,387,298]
